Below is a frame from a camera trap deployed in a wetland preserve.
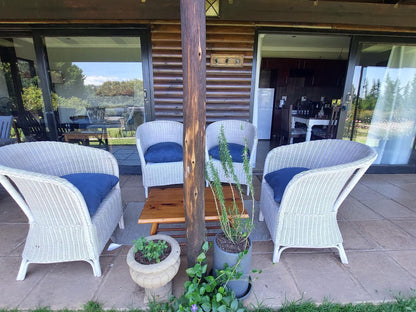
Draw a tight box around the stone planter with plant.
[126,234,180,303]
[206,124,256,299]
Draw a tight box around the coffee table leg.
[150,223,159,235]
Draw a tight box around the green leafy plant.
[171,242,247,312]
[206,124,255,248]
[133,237,168,263]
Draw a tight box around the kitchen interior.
[256,33,351,141]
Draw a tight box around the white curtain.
[366,45,416,165]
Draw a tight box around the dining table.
[292,115,331,141]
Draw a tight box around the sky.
[74,62,143,86]
[353,66,416,98]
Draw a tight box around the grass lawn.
[2,296,415,312]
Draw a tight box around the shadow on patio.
[1,173,416,310]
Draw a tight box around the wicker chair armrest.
[0,166,93,226]
[0,142,119,177]
[135,136,147,168]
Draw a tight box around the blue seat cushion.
[208,143,249,163]
[61,173,119,216]
[144,142,183,163]
[264,167,309,203]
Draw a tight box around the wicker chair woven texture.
[135,120,184,198]
[259,139,377,264]
[206,120,258,195]
[0,141,124,280]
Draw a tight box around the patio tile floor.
[1,173,416,310]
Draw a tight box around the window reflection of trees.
[347,71,416,144]
[51,62,144,144]
[2,59,144,144]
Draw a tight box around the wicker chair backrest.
[136,120,183,153]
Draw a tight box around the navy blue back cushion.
[61,173,119,216]
[264,167,309,203]
[208,143,249,163]
[144,142,183,163]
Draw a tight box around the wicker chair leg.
[259,210,264,221]
[336,243,349,264]
[118,216,125,229]
[144,186,148,198]
[88,259,102,277]
[272,245,285,263]
[16,258,29,281]
[273,245,293,263]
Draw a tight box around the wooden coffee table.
[138,186,248,236]
[63,130,109,149]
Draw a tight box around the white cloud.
[84,75,120,86]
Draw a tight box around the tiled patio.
[1,170,416,310]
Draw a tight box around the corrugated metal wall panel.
[151,22,255,123]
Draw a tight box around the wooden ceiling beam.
[1,0,416,30]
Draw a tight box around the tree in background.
[95,79,143,100]
[52,62,86,99]
[21,85,58,111]
[360,79,380,111]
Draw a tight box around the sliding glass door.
[44,34,148,146]
[0,37,42,141]
[342,38,416,168]
[1,28,151,147]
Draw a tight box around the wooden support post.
[180,0,206,267]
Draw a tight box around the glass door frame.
[341,35,416,173]
[0,29,34,114]
[31,25,153,140]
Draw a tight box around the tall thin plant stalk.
[206,124,255,248]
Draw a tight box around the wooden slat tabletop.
[138,186,247,224]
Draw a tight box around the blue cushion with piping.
[144,142,183,163]
[264,167,309,203]
[208,143,249,163]
[61,173,119,216]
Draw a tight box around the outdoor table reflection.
[292,115,331,141]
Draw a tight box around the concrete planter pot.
[126,234,180,303]
[213,233,252,299]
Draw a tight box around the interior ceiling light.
[205,0,220,17]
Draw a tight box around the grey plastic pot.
[213,233,252,299]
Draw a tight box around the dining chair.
[279,105,306,145]
[312,105,341,140]
[0,115,16,147]
[15,111,48,141]
[0,115,13,139]
[86,107,106,124]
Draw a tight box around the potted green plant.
[126,234,181,303]
[206,124,255,299]
[170,241,247,312]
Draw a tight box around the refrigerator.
[257,88,275,139]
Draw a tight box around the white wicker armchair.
[0,142,124,280]
[259,139,377,264]
[136,120,184,198]
[206,120,258,195]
